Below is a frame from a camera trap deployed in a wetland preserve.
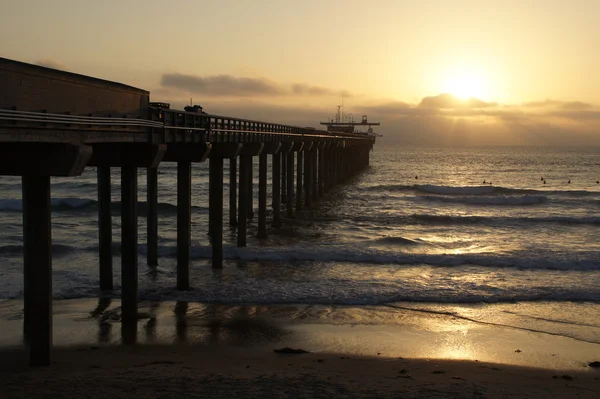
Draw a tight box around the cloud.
[418,93,496,109]
[150,84,599,147]
[36,59,68,71]
[161,73,283,96]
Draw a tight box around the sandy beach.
[1,344,599,398]
[1,299,599,398]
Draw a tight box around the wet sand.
[1,298,600,398]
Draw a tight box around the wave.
[410,214,600,225]
[418,194,547,205]
[360,183,600,197]
[176,245,600,271]
[371,236,423,246]
[0,198,207,214]
[347,213,600,227]
[0,243,77,257]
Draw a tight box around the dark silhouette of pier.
[0,57,377,366]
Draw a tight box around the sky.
[1,0,599,146]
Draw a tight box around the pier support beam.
[209,156,224,267]
[272,152,281,228]
[229,158,237,226]
[23,175,52,366]
[257,152,268,238]
[146,167,158,267]
[97,166,113,290]
[121,164,138,341]
[177,162,191,289]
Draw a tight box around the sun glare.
[441,67,490,100]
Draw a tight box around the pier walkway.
[0,57,377,365]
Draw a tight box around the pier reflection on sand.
[87,298,291,347]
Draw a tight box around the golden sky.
[1,0,599,146]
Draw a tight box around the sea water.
[0,145,599,343]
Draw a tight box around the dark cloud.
[36,59,68,71]
[548,110,600,120]
[161,73,351,98]
[418,93,496,109]
[522,99,562,108]
[560,101,592,110]
[523,99,593,110]
[161,73,283,96]
[291,83,351,97]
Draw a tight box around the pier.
[0,57,377,366]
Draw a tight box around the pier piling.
[97,166,113,290]
[286,152,294,217]
[229,158,237,226]
[120,164,138,327]
[22,175,52,366]
[146,167,158,267]
[272,152,281,228]
[238,154,250,247]
[258,152,268,238]
[296,149,303,212]
[177,162,191,289]
[209,156,224,268]
[281,152,287,203]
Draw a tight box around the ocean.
[1,145,600,345]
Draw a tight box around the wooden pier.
[0,57,377,366]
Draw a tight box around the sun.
[441,68,490,100]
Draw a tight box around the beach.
[2,146,600,397]
[1,298,600,398]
